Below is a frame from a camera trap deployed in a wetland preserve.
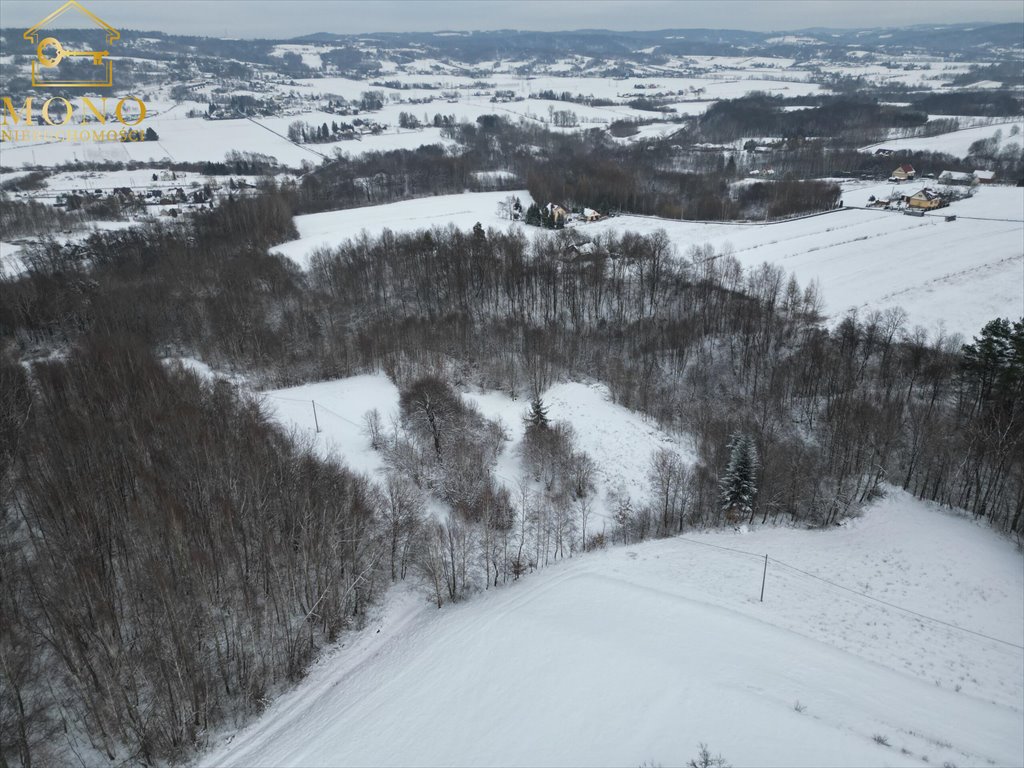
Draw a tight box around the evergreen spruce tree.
[524,396,550,430]
[720,433,759,521]
[961,318,1024,409]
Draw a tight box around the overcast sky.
[1,0,1022,38]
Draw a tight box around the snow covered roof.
[940,170,972,181]
[973,170,995,181]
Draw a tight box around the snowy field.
[861,120,1024,157]
[467,381,695,517]
[0,241,25,278]
[588,185,1024,339]
[199,489,1024,768]
[285,74,824,106]
[274,186,1024,339]
[258,373,692,524]
[271,190,532,268]
[244,375,1022,764]
[0,109,455,168]
[0,62,827,169]
[260,374,401,477]
[0,167,290,204]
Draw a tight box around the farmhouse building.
[939,170,974,186]
[973,169,996,184]
[545,203,569,225]
[890,164,916,181]
[907,188,944,210]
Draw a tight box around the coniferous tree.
[524,396,550,430]
[960,317,1024,413]
[720,433,759,522]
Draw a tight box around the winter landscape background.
[0,6,1022,767]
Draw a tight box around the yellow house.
[890,164,916,181]
[907,188,943,209]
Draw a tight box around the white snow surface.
[275,186,1023,339]
[860,121,1024,157]
[272,190,533,268]
[464,381,695,515]
[0,110,455,168]
[260,374,401,477]
[582,183,1024,338]
[0,241,25,278]
[199,489,1024,768]
[258,373,692,525]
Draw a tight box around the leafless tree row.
[0,338,380,764]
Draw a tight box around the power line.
[675,532,1023,650]
[676,533,765,560]
[312,401,362,428]
[260,391,1022,651]
[262,393,311,404]
[261,393,362,428]
[767,557,1024,651]
[844,204,1024,224]
[245,116,331,161]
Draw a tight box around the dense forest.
[1,184,1022,764]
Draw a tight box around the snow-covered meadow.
[271,191,533,268]
[272,185,1024,340]
[0,110,456,167]
[197,370,1024,768]
[861,120,1024,157]
[200,486,1024,768]
[259,372,692,526]
[587,184,1024,339]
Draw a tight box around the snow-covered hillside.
[274,186,1024,339]
[212,373,1024,767]
[0,105,457,168]
[261,374,401,476]
[589,184,1024,339]
[464,381,696,518]
[861,120,1024,157]
[260,374,692,525]
[271,191,532,268]
[199,489,1024,768]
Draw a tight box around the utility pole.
[760,554,768,602]
[312,400,320,433]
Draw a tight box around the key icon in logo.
[24,1,119,87]
[36,37,109,67]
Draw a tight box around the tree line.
[291,115,845,220]
[1,337,380,765]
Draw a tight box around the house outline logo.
[23,1,120,88]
